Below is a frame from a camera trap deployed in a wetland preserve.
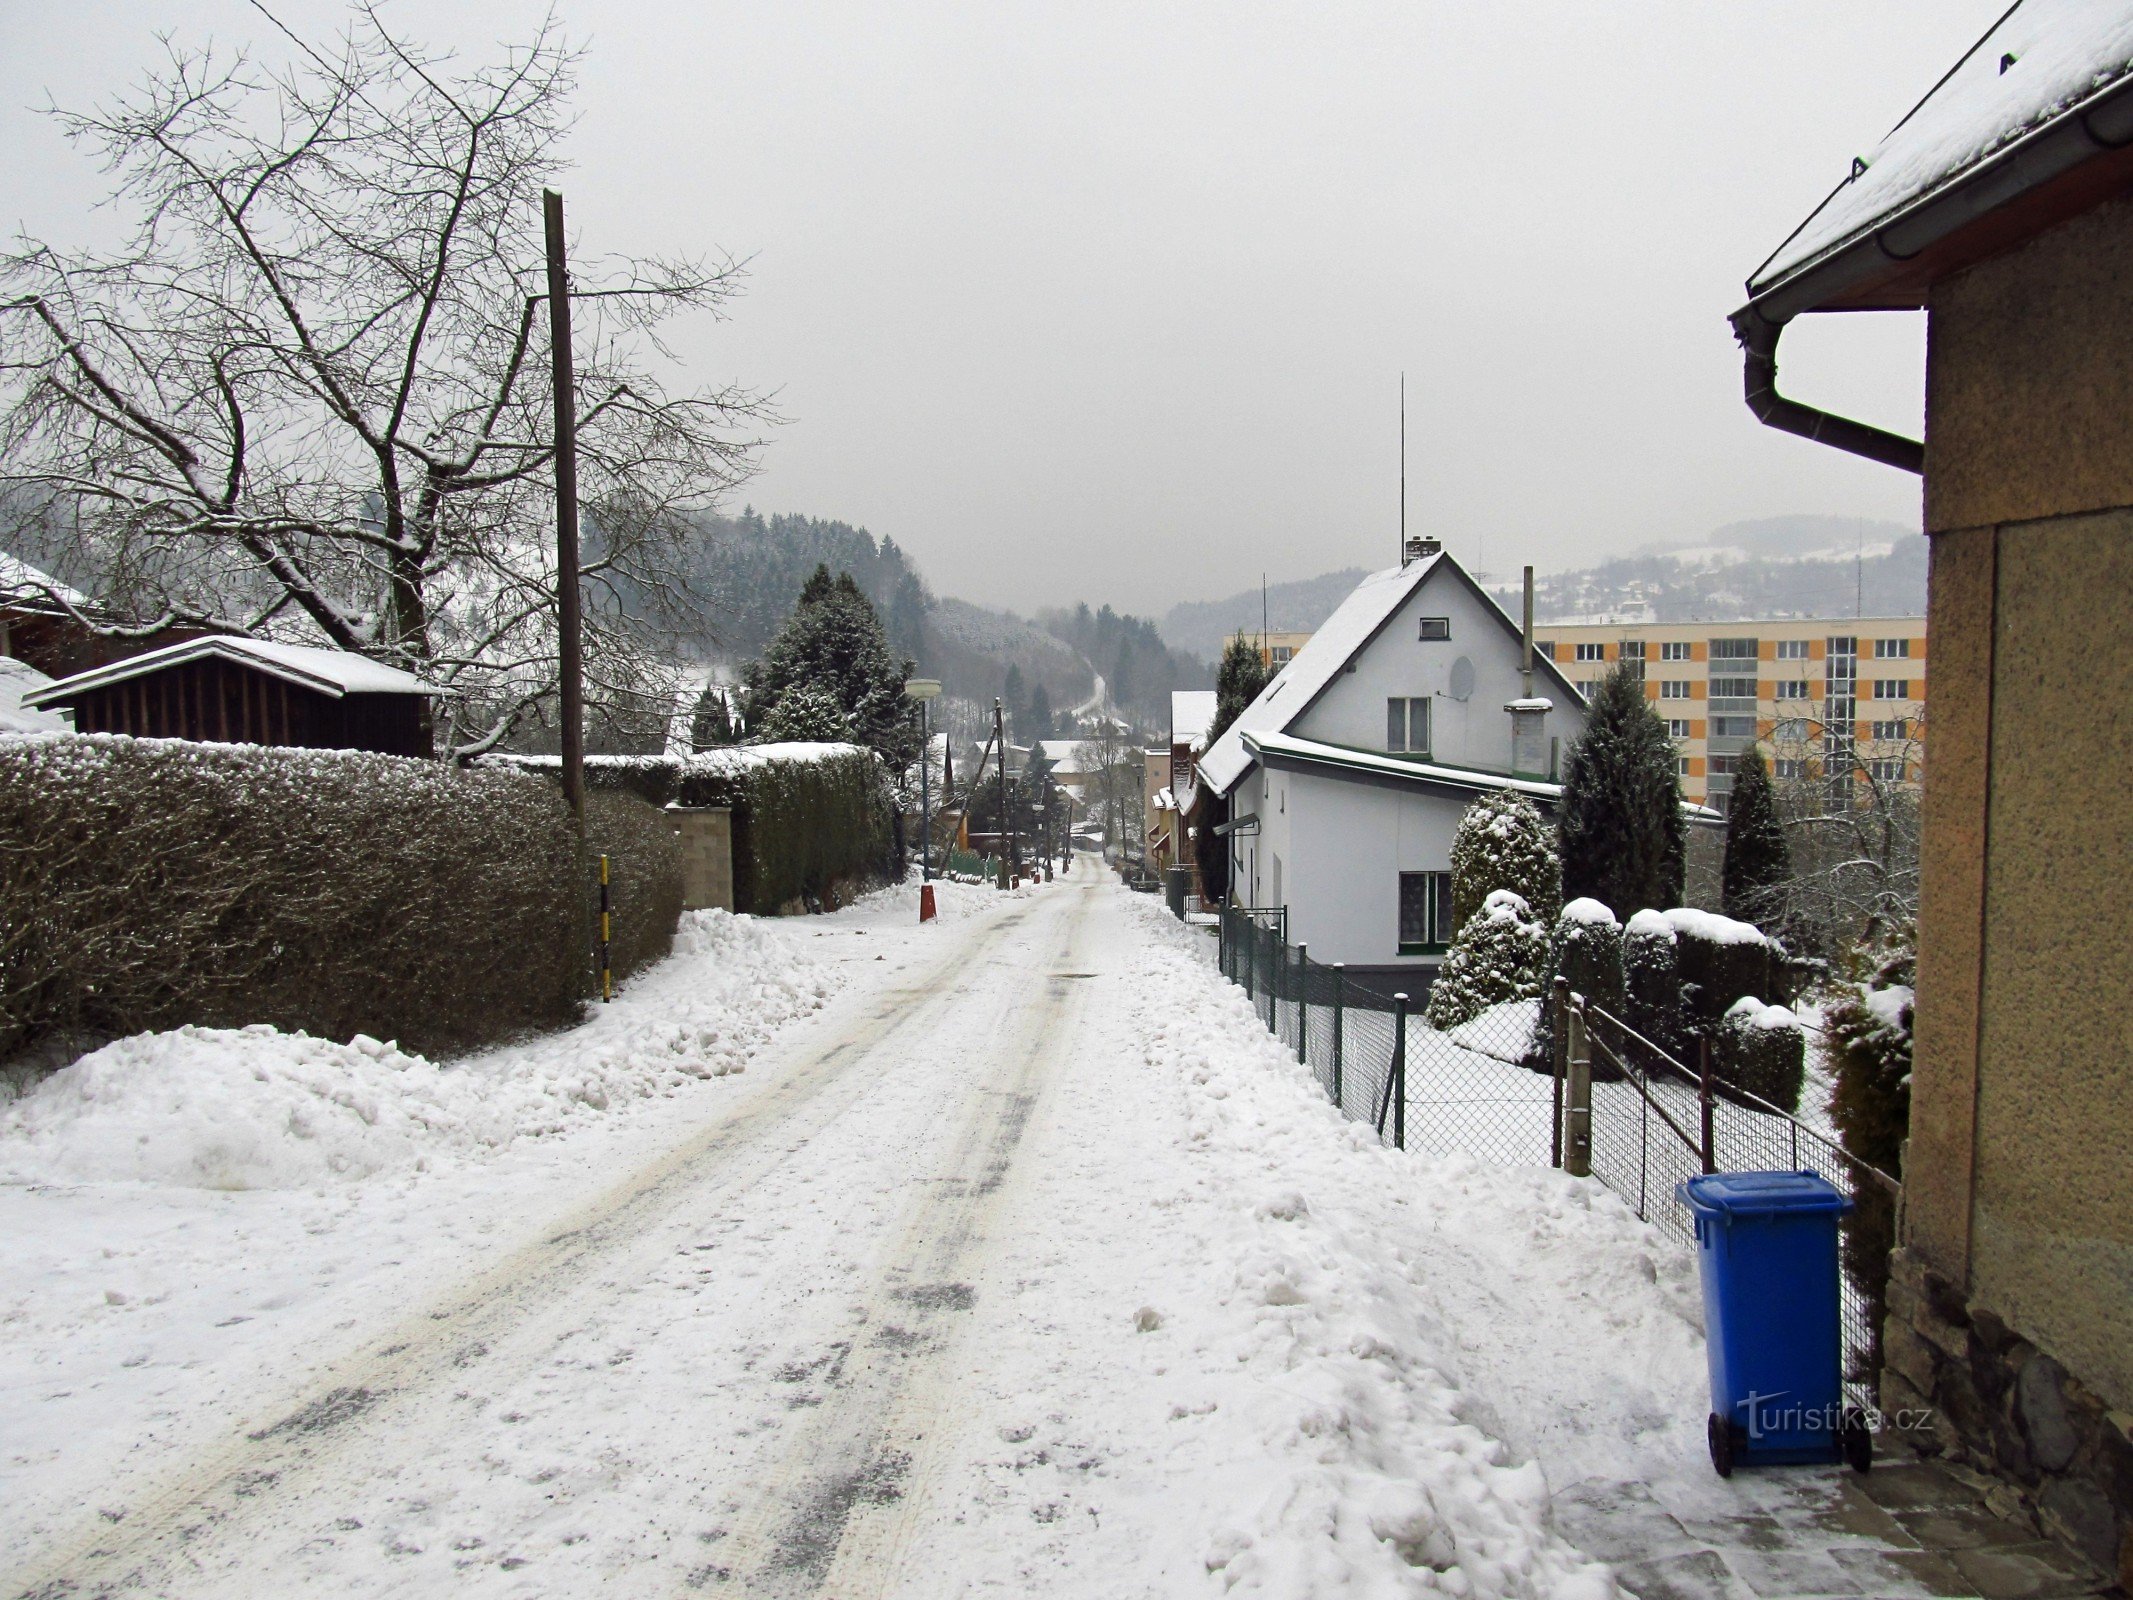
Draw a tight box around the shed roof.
[1749,0,2133,315]
[26,636,451,707]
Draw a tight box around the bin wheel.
[1707,1412,1735,1479]
[1841,1407,1873,1474]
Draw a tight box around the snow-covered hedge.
[1713,996,1806,1113]
[1529,898,1626,1079]
[1665,908,1776,1039]
[486,742,894,914]
[1622,909,1684,1065]
[0,735,679,1064]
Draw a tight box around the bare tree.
[1075,722,1143,858]
[1763,714,1924,958]
[0,5,767,753]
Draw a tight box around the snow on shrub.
[1447,790,1561,935]
[1822,936,1914,1377]
[1713,995,1806,1113]
[1622,908,1684,1066]
[487,743,893,913]
[1665,907,1775,1039]
[1528,898,1626,1079]
[1424,889,1546,1032]
[0,908,833,1189]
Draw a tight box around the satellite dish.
[1449,656,1476,701]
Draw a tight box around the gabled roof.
[1748,0,2133,317]
[1249,730,1567,803]
[1170,690,1217,751]
[26,636,451,706]
[1196,551,1585,797]
[0,553,89,611]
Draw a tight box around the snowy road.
[5,871,1921,1599]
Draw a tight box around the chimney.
[1507,565,1550,777]
[1402,534,1443,567]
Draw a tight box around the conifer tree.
[1448,791,1561,934]
[1720,745,1791,928]
[1557,662,1685,916]
[1207,635,1270,749]
[744,564,919,768]
[1424,889,1548,1030]
[1002,664,1027,738]
[1027,682,1054,742]
[757,681,852,742]
[689,684,738,749]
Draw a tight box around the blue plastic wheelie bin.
[1677,1171,1871,1477]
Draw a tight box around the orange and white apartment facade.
[1531,617,1927,811]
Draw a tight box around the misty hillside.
[1159,516,1924,647]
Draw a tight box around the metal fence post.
[1391,992,1409,1150]
[1698,1035,1716,1175]
[1332,963,1345,1112]
[1244,915,1255,1000]
[598,853,613,1003]
[1550,976,1569,1169]
[1565,999,1592,1177]
[1296,944,1309,1065]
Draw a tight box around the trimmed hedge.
[586,789,684,983]
[1666,908,1776,1038]
[1529,898,1626,1080]
[1622,909,1684,1067]
[0,735,679,1064]
[489,744,895,914]
[1713,996,1806,1113]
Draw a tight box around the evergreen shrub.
[0,735,681,1065]
[1822,936,1914,1377]
[1557,662,1685,916]
[1448,791,1561,934]
[1622,908,1684,1065]
[1667,907,1775,1037]
[1713,996,1806,1113]
[1530,897,1626,1079]
[1424,888,1546,1031]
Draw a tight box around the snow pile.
[1661,907,1765,947]
[1445,996,1543,1064]
[1723,995,1800,1033]
[0,908,834,1191]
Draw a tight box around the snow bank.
[0,908,834,1191]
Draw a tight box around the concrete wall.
[1294,563,1584,772]
[1884,190,2133,1582]
[669,806,734,914]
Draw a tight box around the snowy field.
[2,867,1889,1596]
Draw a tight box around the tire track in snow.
[5,902,1036,1600]
[702,886,1094,1597]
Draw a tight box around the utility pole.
[1399,370,1406,564]
[544,189,585,824]
[995,697,1010,890]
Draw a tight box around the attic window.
[1419,617,1451,641]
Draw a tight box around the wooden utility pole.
[995,698,1010,890]
[544,189,585,822]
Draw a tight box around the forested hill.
[1160,568,1370,661]
[679,508,931,664]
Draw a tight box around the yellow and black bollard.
[598,853,613,1003]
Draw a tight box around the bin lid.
[1677,1171,1852,1218]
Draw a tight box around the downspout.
[1730,309,1924,475]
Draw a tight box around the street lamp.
[903,679,943,911]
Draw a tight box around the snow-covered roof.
[1035,738,1087,769]
[1244,730,1569,803]
[0,553,88,611]
[25,636,452,706]
[1170,690,1217,751]
[1197,552,1586,797]
[0,657,69,735]
[1753,0,2133,293]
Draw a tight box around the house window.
[1874,638,1910,659]
[1871,718,1909,741]
[1871,679,1910,700]
[1776,639,1811,660]
[1619,641,1645,660]
[1775,680,1810,700]
[1398,870,1454,953]
[1710,637,1758,661]
[1575,642,1605,662]
[1271,646,1293,665]
[1709,754,1740,775]
[1661,641,1691,661]
[1773,717,1809,742]
[1386,696,1431,755]
[1535,640,1557,660]
[1675,756,1691,776]
[1774,758,1806,779]
[1710,716,1756,738]
[1660,680,1692,699]
[1708,677,1758,699]
[1576,680,1600,698]
[1867,758,1907,780]
[1666,718,1691,739]
[1419,616,1451,641]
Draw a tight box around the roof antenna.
[1261,572,1268,651]
[1399,371,1407,566]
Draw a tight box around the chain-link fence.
[1208,905,1899,1410]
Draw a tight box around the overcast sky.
[2,1,2001,614]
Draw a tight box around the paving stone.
[1896,1507,2041,1553]
[1615,1548,1753,1600]
[1725,1546,1870,1597]
[1947,1541,2109,1600]
[1858,1463,1988,1513]
[1827,1544,1976,1596]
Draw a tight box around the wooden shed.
[24,637,449,758]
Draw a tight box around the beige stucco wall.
[1911,193,2133,1411]
[669,805,734,914]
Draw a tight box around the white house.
[1196,537,1590,989]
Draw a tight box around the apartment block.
[1532,616,1927,810]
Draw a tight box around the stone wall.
[1883,1248,2133,1588]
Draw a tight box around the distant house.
[26,637,449,758]
[1731,3,2133,1576]
[1196,538,1589,988]
[1146,690,1217,885]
